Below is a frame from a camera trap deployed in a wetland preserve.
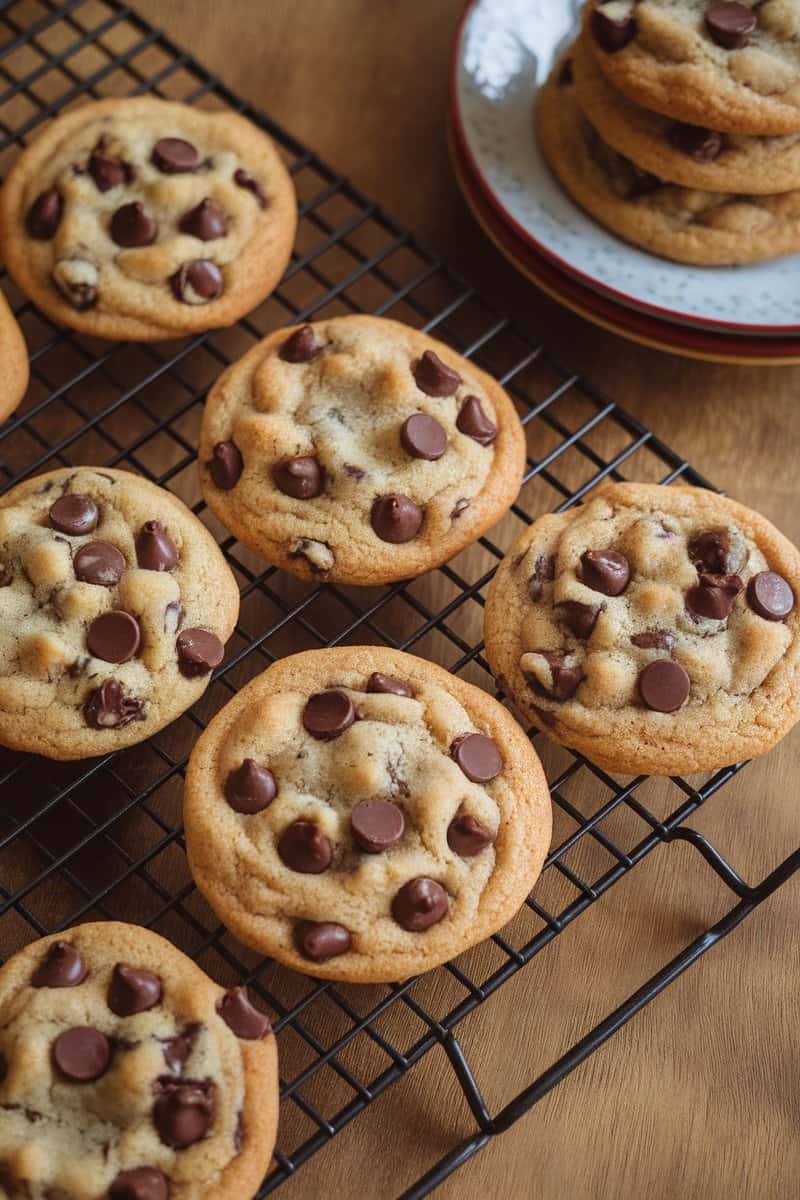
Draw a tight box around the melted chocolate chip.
[400,412,448,460]
[591,5,637,52]
[278,819,334,873]
[447,813,495,857]
[210,440,243,489]
[747,571,795,621]
[85,679,144,729]
[109,1167,169,1200]
[450,732,503,783]
[87,610,141,664]
[218,987,271,1039]
[225,759,277,814]
[88,140,131,191]
[294,920,352,961]
[162,1025,200,1073]
[456,395,497,446]
[179,197,227,240]
[391,877,449,931]
[153,1078,215,1148]
[110,202,157,247]
[367,672,415,697]
[170,260,223,304]
[303,690,355,739]
[152,137,200,173]
[689,528,733,574]
[638,659,690,712]
[234,167,267,207]
[528,651,584,702]
[669,122,724,163]
[176,628,224,677]
[49,494,99,536]
[686,573,742,621]
[272,455,324,499]
[279,325,323,363]
[581,549,631,596]
[528,554,556,601]
[135,520,178,572]
[31,941,87,988]
[351,799,405,853]
[73,541,125,587]
[631,629,676,651]
[371,494,423,543]
[26,188,62,239]
[558,600,602,640]
[413,350,461,397]
[706,1,756,49]
[52,1026,110,1082]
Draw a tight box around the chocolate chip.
[559,58,574,85]
[400,413,448,460]
[581,549,630,596]
[451,498,470,520]
[303,690,355,739]
[689,528,731,574]
[447,813,495,857]
[638,659,690,712]
[272,455,324,499]
[413,350,461,397]
[52,257,98,309]
[351,799,405,853]
[84,679,144,729]
[109,1167,169,1200]
[294,920,351,961]
[25,188,62,239]
[225,759,276,814]
[705,1,756,49]
[450,732,503,782]
[52,1026,110,1082]
[528,651,585,701]
[108,963,162,1016]
[591,4,637,52]
[391,878,449,931]
[49,494,99,536]
[87,611,141,663]
[529,554,556,601]
[456,395,497,445]
[73,541,125,587]
[371,494,423,543]
[669,122,724,162]
[176,628,224,677]
[88,140,131,191]
[747,571,795,621]
[218,987,271,1039]
[162,1026,199,1073]
[558,600,602,639]
[0,565,12,587]
[135,521,178,572]
[31,941,87,988]
[278,819,334,873]
[170,260,223,304]
[234,167,267,207]
[687,572,742,620]
[152,137,200,173]
[279,325,324,363]
[210,440,243,489]
[628,167,663,200]
[164,601,183,635]
[179,197,227,240]
[367,672,415,697]
[153,1079,215,1148]
[110,202,157,247]
[631,629,676,650]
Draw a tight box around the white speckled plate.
[452,0,800,336]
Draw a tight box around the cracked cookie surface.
[0,98,296,340]
[484,483,800,776]
[183,647,552,983]
[198,315,526,585]
[0,467,239,760]
[0,921,277,1200]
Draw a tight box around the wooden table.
[133,3,800,1197]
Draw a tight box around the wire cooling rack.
[0,2,797,1196]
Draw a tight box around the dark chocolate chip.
[272,455,324,499]
[152,137,200,173]
[279,325,324,363]
[581,549,631,596]
[135,520,178,572]
[303,690,355,739]
[746,571,795,621]
[400,412,448,460]
[218,987,271,1040]
[558,600,602,639]
[110,202,157,247]
[351,799,405,853]
[52,1026,110,1082]
[164,600,183,635]
[176,628,224,677]
[49,494,99,536]
[109,1167,169,1200]
[87,610,141,664]
[161,1026,199,1073]
[631,629,676,650]
[73,541,125,587]
[179,197,227,240]
[234,167,267,207]
[456,395,497,446]
[84,678,144,729]
[669,122,724,163]
[278,819,334,873]
[413,350,461,397]
[638,659,690,712]
[450,732,503,783]
[371,494,423,543]
[170,260,223,303]
[591,4,637,52]
[528,553,556,601]
[88,140,131,191]
[31,941,87,988]
[210,440,243,489]
[705,1,756,49]
[391,877,448,931]
[628,166,664,199]
[294,920,351,961]
[25,188,62,239]
[686,572,742,620]
[225,759,277,814]
[108,963,162,1016]
[52,258,98,309]
[447,813,495,857]
[528,651,584,702]
[689,527,738,574]
[367,672,415,697]
[153,1079,215,1148]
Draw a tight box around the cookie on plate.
[0,921,277,1200]
[572,33,800,193]
[0,98,296,340]
[484,482,800,776]
[537,58,800,265]
[0,290,28,424]
[199,315,526,585]
[584,0,800,136]
[0,467,239,759]
[184,647,552,983]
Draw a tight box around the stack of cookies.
[537,1,800,265]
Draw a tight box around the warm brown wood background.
[132,2,799,1197]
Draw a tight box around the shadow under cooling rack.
[0,2,797,1198]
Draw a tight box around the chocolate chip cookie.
[0,98,296,340]
[183,647,552,983]
[0,467,239,759]
[572,33,800,193]
[0,292,28,424]
[585,1,800,136]
[537,59,800,265]
[484,482,800,776]
[0,921,278,1199]
[198,315,526,585]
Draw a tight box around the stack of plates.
[450,0,800,365]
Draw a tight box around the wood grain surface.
[121,1,797,1196]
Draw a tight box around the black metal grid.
[0,2,796,1197]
